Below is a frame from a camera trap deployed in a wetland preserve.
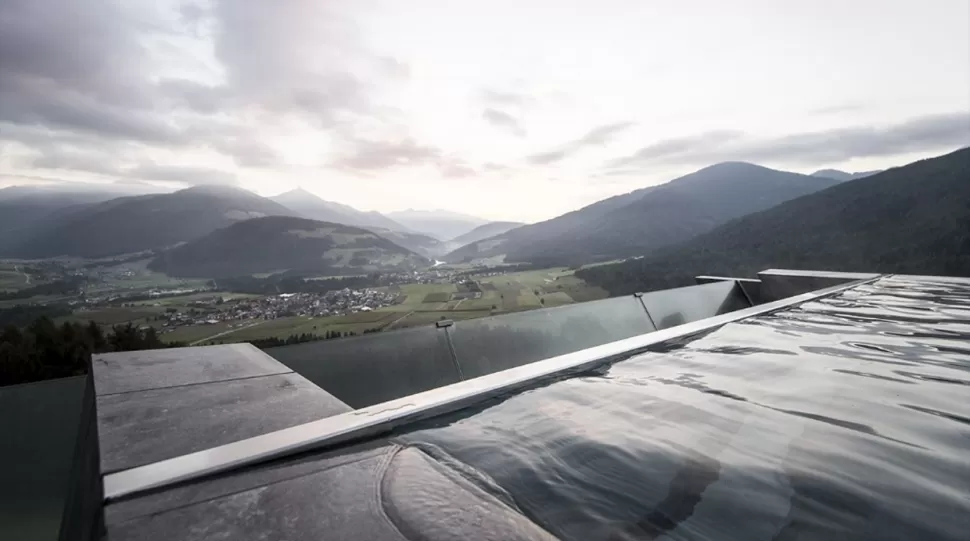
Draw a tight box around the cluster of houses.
[157,288,398,330]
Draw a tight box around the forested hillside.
[449,221,525,245]
[577,147,970,295]
[150,216,428,278]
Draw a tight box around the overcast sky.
[1,0,968,222]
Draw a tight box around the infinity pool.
[397,276,970,540]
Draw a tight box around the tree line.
[0,304,72,328]
[247,327,380,349]
[0,318,181,387]
[0,276,86,301]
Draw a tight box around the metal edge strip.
[102,276,880,502]
[734,279,756,307]
[441,325,464,381]
[633,292,660,331]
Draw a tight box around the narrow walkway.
[190,320,265,346]
[382,310,415,331]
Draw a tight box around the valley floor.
[159,267,609,346]
[1,257,609,347]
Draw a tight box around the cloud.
[439,160,477,179]
[480,89,533,108]
[332,138,442,171]
[17,131,257,185]
[0,173,86,186]
[607,130,742,167]
[574,122,636,146]
[600,168,644,177]
[156,79,232,115]
[482,162,510,172]
[0,0,399,177]
[0,0,149,104]
[810,103,865,116]
[378,57,410,80]
[30,148,122,177]
[124,163,237,185]
[179,1,207,28]
[750,112,970,163]
[607,112,970,168]
[205,135,281,168]
[526,150,569,165]
[482,108,525,136]
[0,0,170,144]
[1,82,183,144]
[211,0,379,127]
[332,136,480,180]
[526,122,635,165]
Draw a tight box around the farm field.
[0,265,30,291]
[163,321,237,344]
[64,306,164,326]
[84,259,210,294]
[56,291,263,328]
[181,312,405,346]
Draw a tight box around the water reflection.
[396,276,970,540]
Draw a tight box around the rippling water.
[396,276,970,540]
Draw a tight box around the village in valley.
[155,288,399,329]
[1,257,608,347]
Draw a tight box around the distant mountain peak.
[269,189,407,232]
[700,161,764,172]
[270,187,320,204]
[276,187,316,198]
[674,162,783,184]
[812,168,848,177]
[180,184,249,196]
[810,169,883,182]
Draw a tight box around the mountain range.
[445,162,842,265]
[1,149,964,285]
[386,209,489,241]
[576,147,970,295]
[0,181,498,265]
[149,216,428,278]
[270,188,406,232]
[0,184,167,249]
[269,189,496,258]
[2,185,298,258]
